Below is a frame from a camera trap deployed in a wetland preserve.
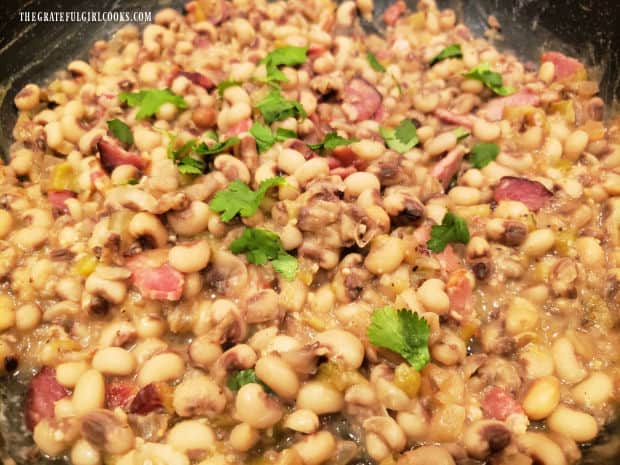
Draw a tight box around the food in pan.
[3,0,620,464]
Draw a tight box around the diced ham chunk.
[435,109,474,129]
[126,252,185,301]
[343,78,382,122]
[178,71,215,90]
[493,176,553,212]
[97,138,147,173]
[330,166,357,179]
[446,268,473,319]
[129,383,165,414]
[437,245,461,273]
[482,387,524,421]
[106,380,137,410]
[25,367,69,431]
[225,118,251,137]
[48,190,77,214]
[484,90,540,122]
[383,0,407,25]
[541,51,585,81]
[431,146,466,188]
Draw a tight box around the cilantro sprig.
[467,142,499,169]
[307,132,358,152]
[227,369,271,392]
[169,134,240,175]
[119,89,187,119]
[430,44,463,66]
[427,212,470,253]
[256,89,307,125]
[217,79,242,96]
[261,46,308,84]
[107,119,133,146]
[230,227,298,280]
[462,62,515,96]
[367,52,386,72]
[210,177,285,221]
[367,307,431,371]
[249,122,297,153]
[454,126,470,142]
[380,119,419,153]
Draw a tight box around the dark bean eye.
[4,356,18,373]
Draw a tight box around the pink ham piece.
[431,146,466,189]
[106,380,137,410]
[48,190,77,214]
[126,251,185,301]
[493,176,553,211]
[435,109,474,129]
[97,138,147,173]
[178,71,215,90]
[25,367,69,431]
[541,51,585,81]
[383,0,406,25]
[482,387,524,421]
[484,89,540,122]
[225,118,251,137]
[129,383,164,414]
[343,78,382,122]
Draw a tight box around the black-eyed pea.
[129,212,168,249]
[375,377,410,411]
[344,172,381,198]
[351,140,384,161]
[284,409,319,434]
[294,157,329,186]
[417,279,450,314]
[60,114,84,144]
[396,409,428,442]
[214,154,251,183]
[169,240,211,273]
[397,445,456,465]
[80,409,135,455]
[85,274,127,305]
[56,361,89,388]
[92,347,137,376]
[166,420,216,454]
[111,164,140,186]
[278,149,306,174]
[173,373,226,417]
[571,372,614,408]
[292,431,336,465]
[413,92,440,113]
[345,383,377,406]
[552,337,587,384]
[365,432,390,462]
[99,320,136,347]
[235,383,283,428]
[296,381,344,415]
[14,302,41,332]
[280,224,303,251]
[167,201,211,236]
[0,210,13,239]
[72,369,105,416]
[424,131,457,157]
[522,229,555,257]
[33,418,80,457]
[189,335,223,369]
[516,432,567,465]
[316,329,365,369]
[133,126,162,151]
[472,119,501,142]
[575,237,605,268]
[135,314,167,339]
[71,439,102,465]
[518,344,554,379]
[138,352,185,387]
[12,226,48,250]
[229,423,260,452]
[363,416,407,453]
[55,398,76,419]
[448,186,481,206]
[431,330,467,366]
[255,354,300,400]
[255,160,278,185]
[14,83,41,110]
[10,148,34,175]
[522,375,561,420]
[365,235,405,274]
[336,1,356,26]
[505,297,539,335]
[547,405,598,443]
[564,130,589,161]
[0,294,15,332]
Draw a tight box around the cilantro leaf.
[170,139,197,161]
[261,46,308,83]
[230,227,298,279]
[227,369,270,392]
[107,119,133,145]
[249,122,297,153]
[462,62,515,96]
[468,142,500,169]
[307,132,358,152]
[217,79,242,96]
[430,44,463,66]
[127,178,139,185]
[178,156,206,174]
[195,136,241,156]
[427,212,470,253]
[256,89,307,125]
[380,119,419,153]
[367,307,430,371]
[210,177,286,221]
[119,89,188,119]
[367,52,386,72]
[454,126,470,142]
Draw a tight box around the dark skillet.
[0,0,619,463]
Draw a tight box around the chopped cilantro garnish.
[106,119,133,145]
[119,89,187,119]
[210,177,286,221]
[307,132,358,152]
[454,126,470,141]
[468,142,500,169]
[230,227,298,280]
[227,369,271,392]
[462,62,515,96]
[380,119,419,153]
[430,44,463,66]
[261,46,308,83]
[367,307,431,371]
[249,122,297,153]
[427,212,470,253]
[367,52,386,72]
[217,79,242,96]
[256,89,307,125]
